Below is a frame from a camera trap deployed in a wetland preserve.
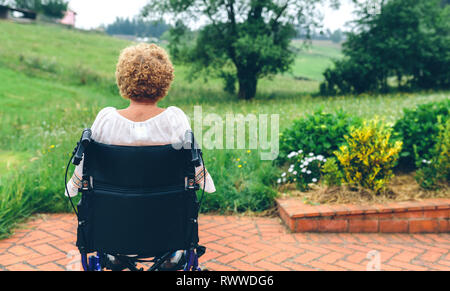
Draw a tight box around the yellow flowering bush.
[334,120,403,193]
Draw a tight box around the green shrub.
[279,111,362,164]
[415,118,450,189]
[321,157,344,186]
[277,151,326,191]
[394,100,449,170]
[335,120,403,193]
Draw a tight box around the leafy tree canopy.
[1,0,68,18]
[105,17,170,39]
[320,0,450,95]
[143,0,339,100]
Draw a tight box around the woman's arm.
[65,160,83,197]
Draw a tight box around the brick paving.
[0,214,449,271]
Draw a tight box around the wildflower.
[277,178,282,184]
[237,158,241,162]
[281,172,287,177]
[288,168,293,173]
[312,178,318,183]
[238,165,242,168]
[298,150,303,154]
[50,145,55,149]
[293,171,298,175]
[287,152,298,159]
[301,168,307,173]
[307,170,312,175]
[309,153,314,157]
[247,150,251,153]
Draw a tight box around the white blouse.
[65,106,216,197]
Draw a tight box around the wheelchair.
[65,129,206,271]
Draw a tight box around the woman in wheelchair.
[65,44,215,271]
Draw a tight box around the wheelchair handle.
[72,128,92,166]
[184,131,202,167]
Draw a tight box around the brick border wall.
[277,198,450,233]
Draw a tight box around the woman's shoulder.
[96,107,116,119]
[165,106,191,129]
[91,107,116,130]
[166,106,186,116]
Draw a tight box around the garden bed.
[277,197,450,233]
[279,174,449,205]
[277,174,449,233]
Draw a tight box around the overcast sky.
[69,0,356,31]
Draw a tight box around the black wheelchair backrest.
[76,140,199,257]
[85,142,190,188]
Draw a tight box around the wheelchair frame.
[66,129,206,272]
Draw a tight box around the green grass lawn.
[0,20,449,238]
[289,40,342,81]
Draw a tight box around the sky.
[69,0,356,31]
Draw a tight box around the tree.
[39,0,68,18]
[320,0,450,95]
[329,29,342,43]
[143,0,339,100]
[2,0,68,18]
[105,17,170,39]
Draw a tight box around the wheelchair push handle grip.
[80,128,92,147]
[184,131,202,167]
[72,128,92,166]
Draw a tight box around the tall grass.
[0,21,449,238]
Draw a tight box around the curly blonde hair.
[115,43,174,102]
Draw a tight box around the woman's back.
[91,106,191,146]
[66,43,215,197]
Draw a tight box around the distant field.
[290,40,343,81]
[0,20,448,238]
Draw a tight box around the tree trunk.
[237,72,258,100]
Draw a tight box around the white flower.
[277,179,282,184]
[282,178,287,183]
[298,150,303,154]
[288,168,293,173]
[422,159,427,164]
[312,178,318,183]
[301,168,307,173]
[293,171,298,175]
[281,172,286,177]
[307,170,312,175]
[288,152,298,159]
[309,153,314,156]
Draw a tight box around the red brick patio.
[0,214,449,271]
